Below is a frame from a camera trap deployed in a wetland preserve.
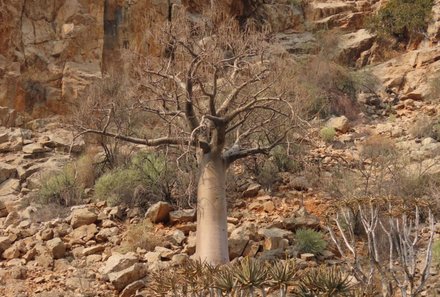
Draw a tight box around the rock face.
[0,0,105,116]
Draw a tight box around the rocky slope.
[1,0,440,296]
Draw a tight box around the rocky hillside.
[1,0,440,296]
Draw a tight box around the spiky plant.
[297,266,354,297]
[268,259,299,297]
[233,257,268,297]
[214,266,237,297]
[295,228,328,255]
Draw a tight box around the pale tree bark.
[196,152,229,264]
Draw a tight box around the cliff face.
[1,0,440,121]
[0,0,172,118]
[0,0,104,117]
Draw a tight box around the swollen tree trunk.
[195,153,229,265]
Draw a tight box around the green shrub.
[368,0,434,42]
[320,127,336,143]
[94,151,177,208]
[38,165,83,206]
[295,228,327,254]
[433,240,440,268]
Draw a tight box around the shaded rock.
[46,237,65,259]
[0,236,12,253]
[243,183,261,197]
[281,214,321,232]
[0,162,17,183]
[120,280,145,297]
[169,209,196,224]
[337,29,375,66]
[229,238,248,259]
[22,143,48,155]
[145,202,173,224]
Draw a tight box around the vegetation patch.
[295,228,327,254]
[368,0,434,42]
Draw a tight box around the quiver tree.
[73,12,303,265]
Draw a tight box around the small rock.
[145,202,173,224]
[301,253,315,261]
[3,244,20,259]
[46,237,65,259]
[168,230,186,245]
[262,200,275,212]
[100,252,138,275]
[169,209,196,224]
[71,208,97,228]
[326,116,350,133]
[0,236,12,253]
[22,143,48,154]
[108,263,147,291]
[0,162,17,183]
[120,280,145,297]
[82,244,105,256]
[243,183,261,198]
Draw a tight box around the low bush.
[38,155,96,206]
[410,116,440,141]
[368,0,434,42]
[94,151,179,209]
[320,127,336,143]
[118,219,163,253]
[295,228,327,254]
[38,167,82,206]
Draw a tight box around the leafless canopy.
[73,12,302,164]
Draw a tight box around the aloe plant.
[268,259,299,297]
[233,257,268,297]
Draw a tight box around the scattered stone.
[326,116,350,133]
[120,280,146,297]
[108,263,147,291]
[301,253,315,261]
[145,202,173,224]
[46,237,66,259]
[243,183,261,197]
[169,209,196,224]
[100,252,138,275]
[71,208,98,228]
[0,162,17,183]
[82,244,105,256]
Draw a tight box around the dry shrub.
[118,219,163,253]
[293,56,363,120]
[360,135,397,160]
[410,116,440,140]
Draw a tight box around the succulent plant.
[232,257,268,297]
[268,259,299,297]
[297,266,354,297]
